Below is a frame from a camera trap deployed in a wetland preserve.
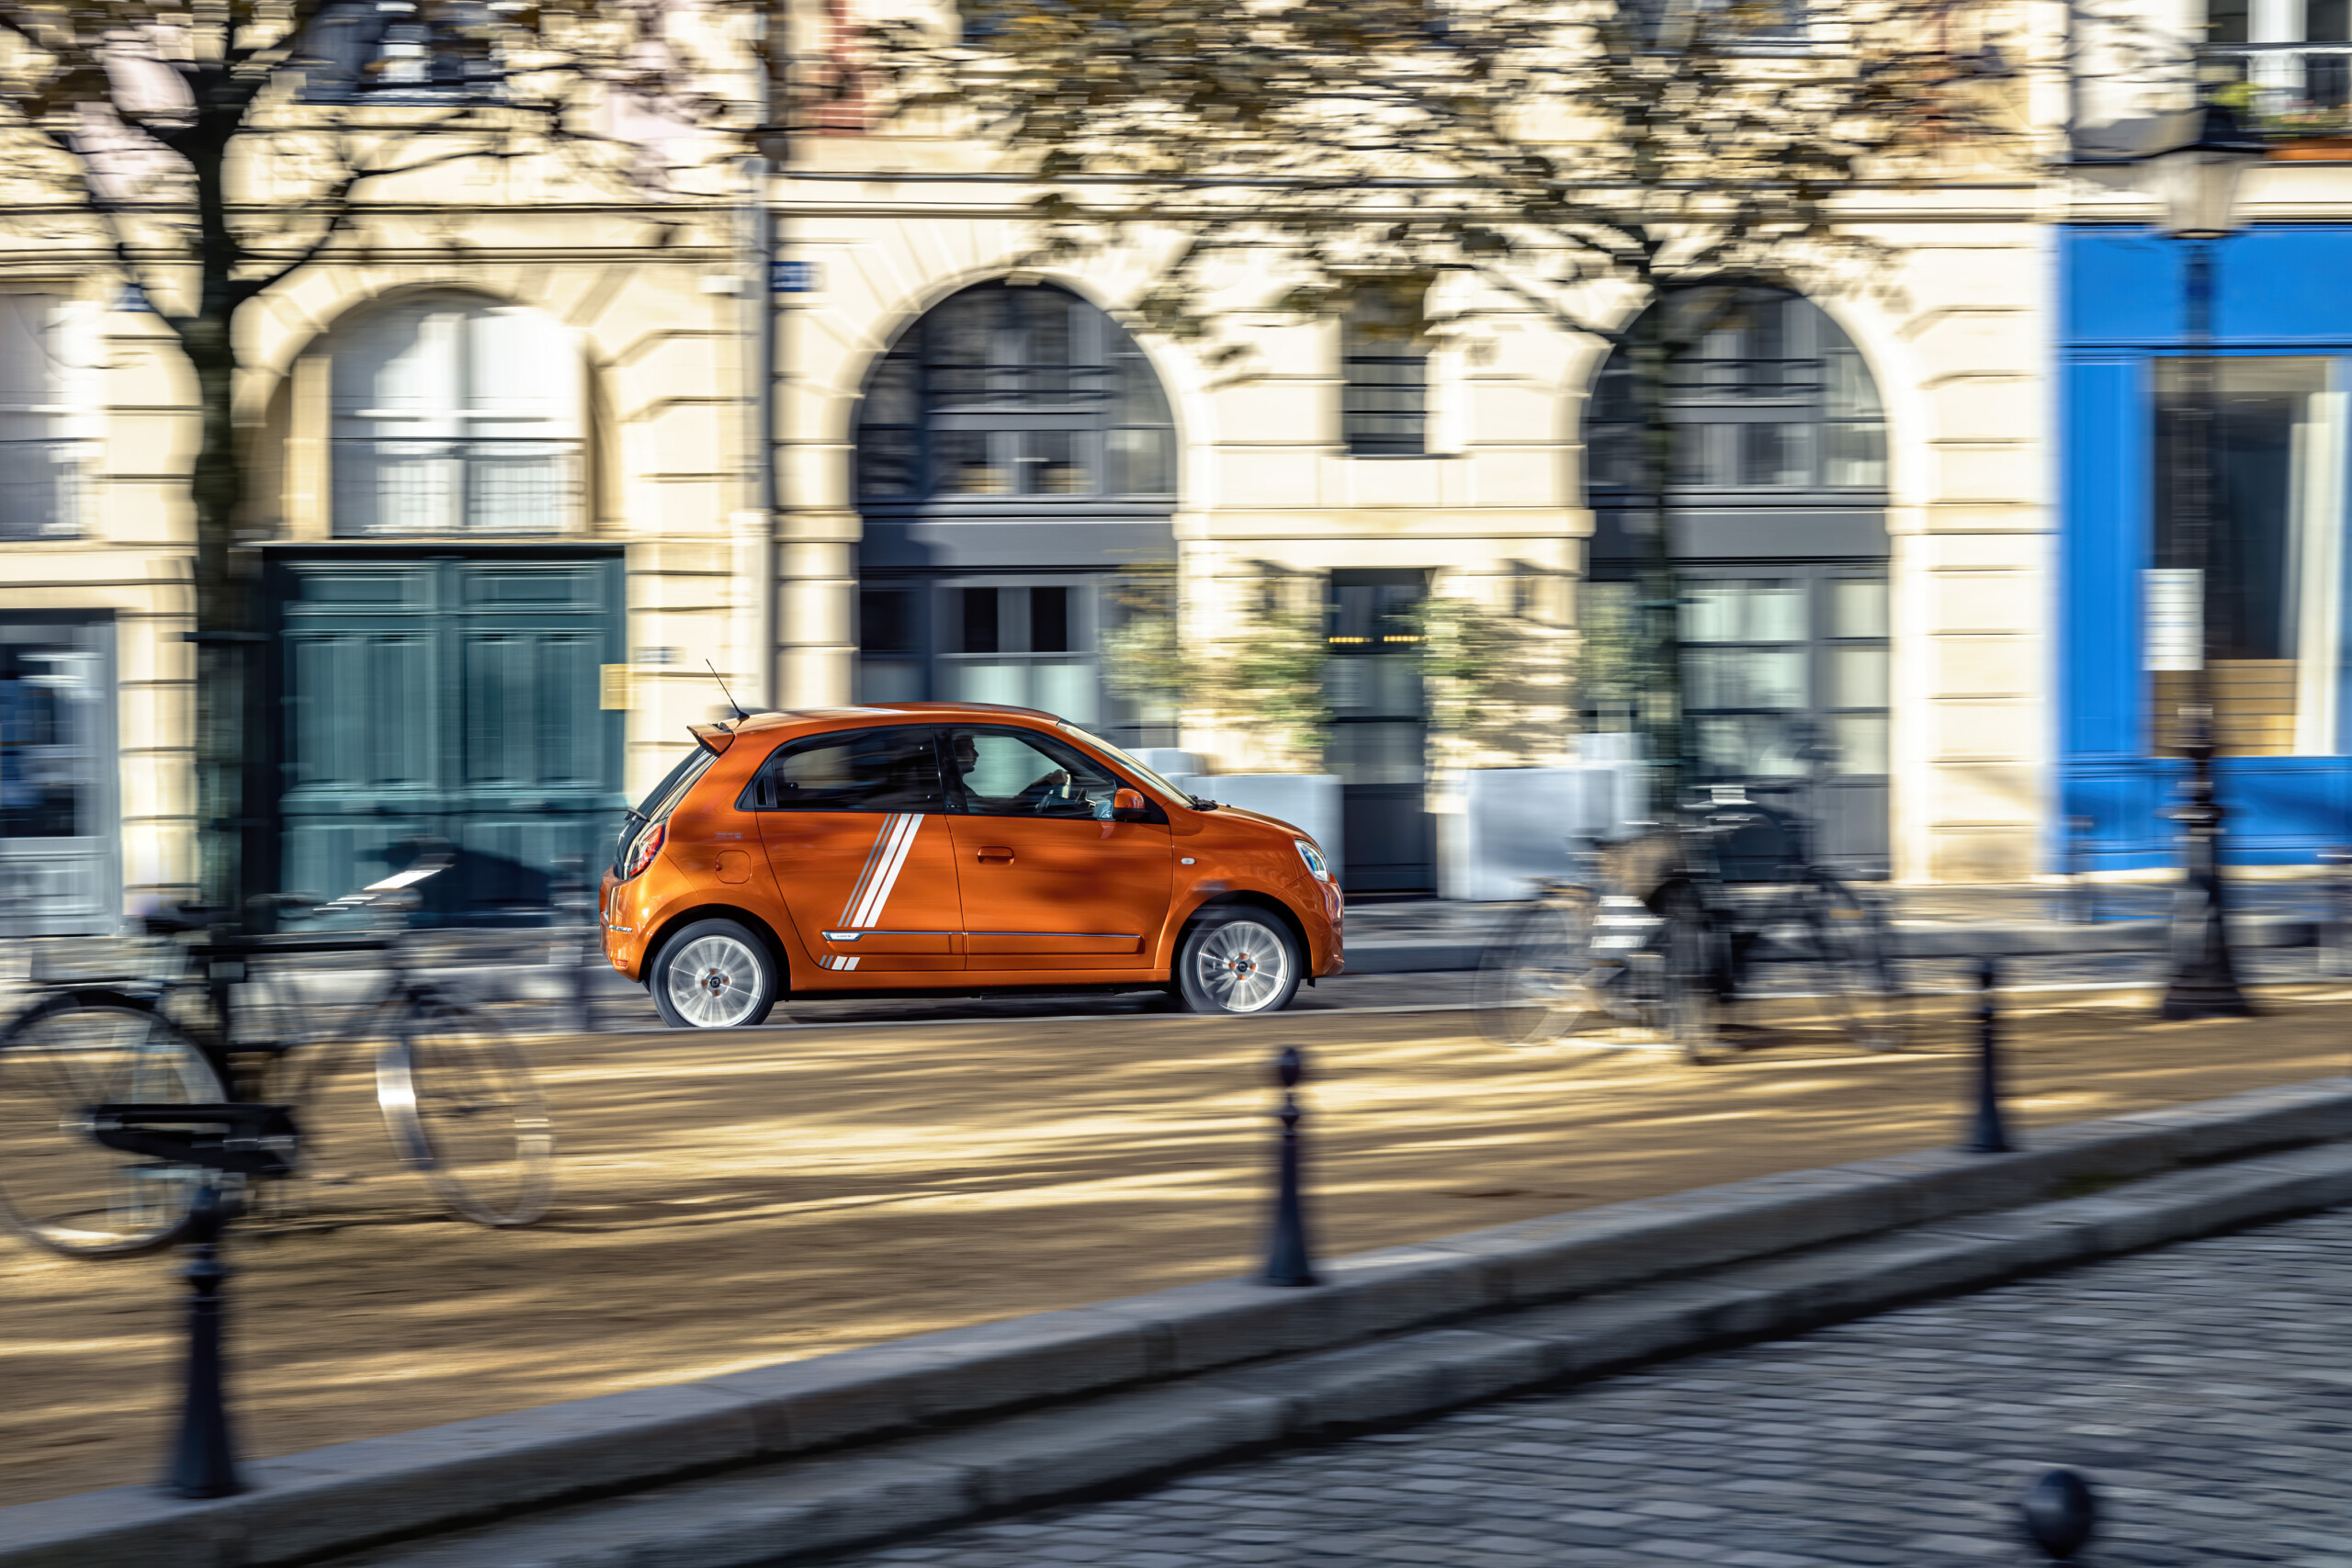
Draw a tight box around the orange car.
[601,701,1344,1027]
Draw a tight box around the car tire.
[1173,908,1305,1016]
[648,918,780,1029]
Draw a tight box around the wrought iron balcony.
[331,438,579,536]
[2204,42,2352,133]
[0,439,88,541]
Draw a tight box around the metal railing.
[0,438,87,541]
[2205,43,2352,130]
[331,437,580,536]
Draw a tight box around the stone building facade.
[13,0,2336,928]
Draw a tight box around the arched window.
[1581,286,1893,874]
[1587,286,1885,497]
[852,281,1180,747]
[855,282,1174,502]
[330,293,581,536]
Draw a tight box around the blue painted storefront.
[2061,223,2352,869]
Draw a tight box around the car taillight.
[623,821,666,879]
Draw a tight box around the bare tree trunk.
[1630,293,1684,811]
[175,116,265,921]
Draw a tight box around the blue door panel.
[2060,358,2146,762]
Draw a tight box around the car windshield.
[1056,722,1190,801]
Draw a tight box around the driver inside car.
[949,731,1093,817]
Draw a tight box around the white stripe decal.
[849,814,922,929]
[836,815,901,928]
[820,954,861,972]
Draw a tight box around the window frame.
[1340,288,1431,457]
[1586,287,1888,504]
[736,726,953,815]
[854,282,1177,510]
[937,724,1169,823]
[1672,567,1892,784]
[297,0,512,105]
[327,291,585,538]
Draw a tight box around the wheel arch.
[639,903,794,995]
[1176,890,1313,967]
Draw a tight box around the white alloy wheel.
[650,919,778,1028]
[1178,914,1300,1015]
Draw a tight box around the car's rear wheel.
[1173,909,1304,1016]
[648,919,779,1029]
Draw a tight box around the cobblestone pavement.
[838,1207,2352,1568]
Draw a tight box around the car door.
[745,726,962,974]
[941,725,1172,971]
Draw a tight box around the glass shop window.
[2151,357,2344,757]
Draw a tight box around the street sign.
[2143,569,2203,671]
[771,259,822,294]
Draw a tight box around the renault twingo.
[601,702,1345,1027]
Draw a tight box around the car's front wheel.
[1173,909,1304,1016]
[648,918,780,1029]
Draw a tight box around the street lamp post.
[2132,98,2267,1021]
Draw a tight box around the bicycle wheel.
[1657,886,1726,1065]
[0,993,226,1257]
[1810,874,1905,1052]
[379,1004,554,1226]
[1476,894,1600,1045]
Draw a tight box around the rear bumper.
[599,872,651,983]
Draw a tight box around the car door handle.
[976,847,1014,863]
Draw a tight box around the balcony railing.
[331,438,579,536]
[0,439,87,542]
[2205,43,2352,133]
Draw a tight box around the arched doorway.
[1584,285,1894,872]
[852,280,1179,747]
[267,291,622,919]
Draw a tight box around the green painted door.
[271,552,625,921]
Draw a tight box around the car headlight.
[1295,839,1330,883]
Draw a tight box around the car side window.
[944,727,1123,820]
[741,727,946,813]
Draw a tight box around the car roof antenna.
[707,660,750,722]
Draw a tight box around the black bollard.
[1261,1046,1317,1288]
[2020,1467,2098,1559]
[166,1179,242,1498]
[1962,956,2013,1155]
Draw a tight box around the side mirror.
[1112,787,1148,819]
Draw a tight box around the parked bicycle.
[1477,784,1902,1061]
[0,843,554,1258]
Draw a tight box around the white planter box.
[1444,761,1651,902]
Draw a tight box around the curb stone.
[5,1076,2352,1568]
[326,1140,2352,1568]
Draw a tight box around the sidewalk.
[16,1070,2349,1568]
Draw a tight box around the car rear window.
[615,748,716,873]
